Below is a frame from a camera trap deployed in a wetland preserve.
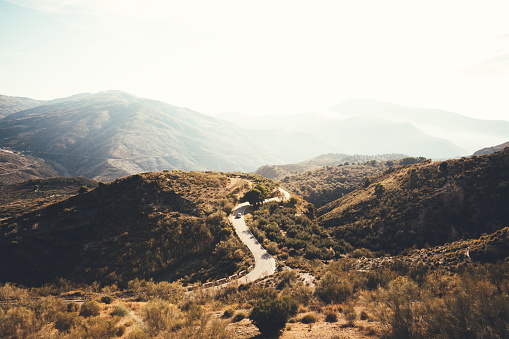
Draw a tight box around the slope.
[318,148,509,254]
[0,94,42,118]
[0,91,323,181]
[0,171,254,286]
[281,157,425,208]
[473,141,509,156]
[0,149,63,185]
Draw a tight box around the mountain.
[317,148,509,254]
[328,99,509,153]
[473,141,509,156]
[0,91,324,181]
[218,110,468,159]
[0,94,42,118]
[0,171,253,286]
[0,148,63,185]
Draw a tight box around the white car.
[236,212,242,218]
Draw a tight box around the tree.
[242,183,270,205]
[249,296,298,336]
[374,183,386,196]
[78,186,90,194]
[242,188,264,205]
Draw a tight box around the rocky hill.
[0,171,254,286]
[317,148,509,254]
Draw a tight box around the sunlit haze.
[1,0,509,120]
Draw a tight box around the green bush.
[299,313,317,324]
[79,301,101,318]
[249,296,298,336]
[111,304,129,317]
[315,272,353,304]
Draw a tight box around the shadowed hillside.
[0,171,254,286]
[318,148,509,254]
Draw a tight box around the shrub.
[54,312,81,332]
[116,325,127,336]
[111,304,129,317]
[299,313,317,324]
[0,306,37,337]
[79,301,101,318]
[325,311,338,323]
[67,302,80,313]
[101,295,113,304]
[343,305,357,326]
[315,272,353,304]
[86,317,116,338]
[142,299,182,336]
[222,308,235,318]
[232,311,247,323]
[249,296,298,336]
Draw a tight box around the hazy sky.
[1,0,509,120]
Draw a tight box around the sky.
[1,0,509,120]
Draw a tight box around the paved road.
[227,187,291,284]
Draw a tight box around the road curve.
[227,188,290,284]
[229,203,276,283]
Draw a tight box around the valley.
[0,92,508,338]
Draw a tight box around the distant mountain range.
[1,91,508,181]
[219,99,509,158]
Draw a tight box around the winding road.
[228,188,290,284]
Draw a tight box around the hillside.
[0,94,42,118]
[473,141,509,156]
[0,91,323,181]
[318,148,509,254]
[255,153,407,180]
[281,157,425,208]
[0,171,254,286]
[0,148,63,185]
